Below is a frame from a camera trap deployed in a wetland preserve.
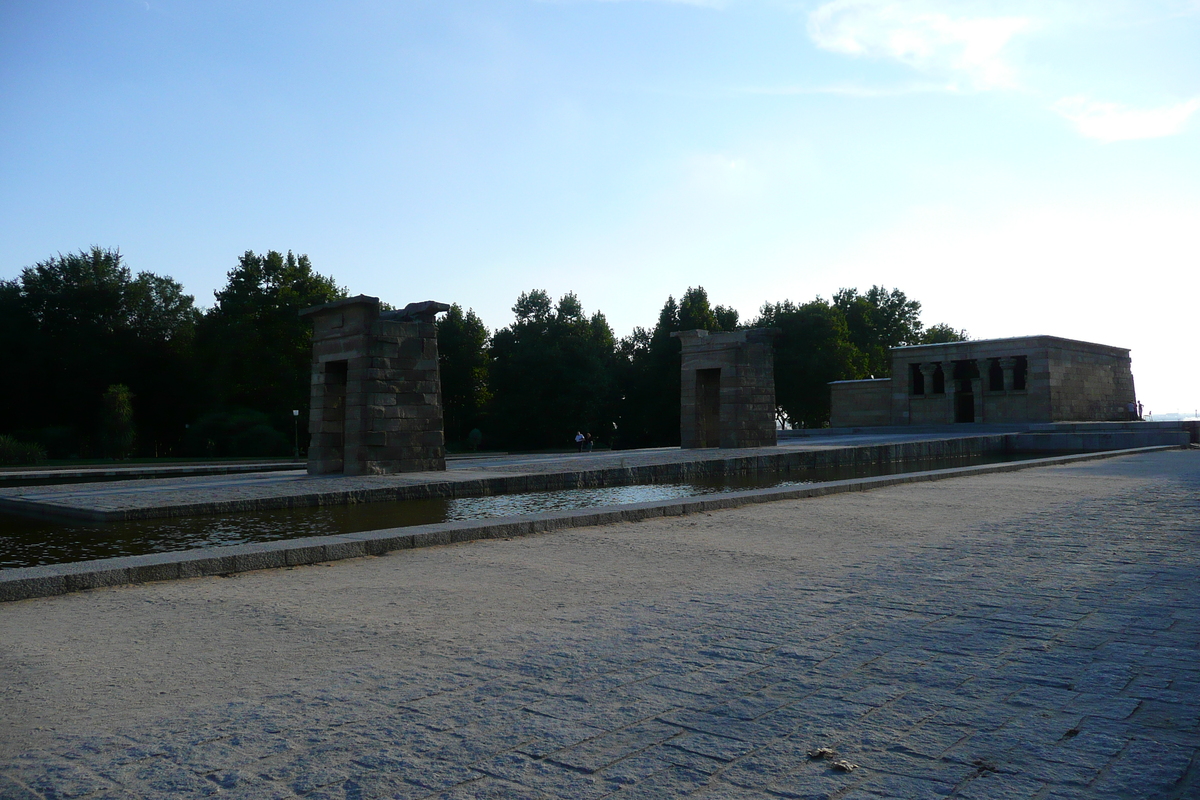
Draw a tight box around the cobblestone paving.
[2,453,1198,799]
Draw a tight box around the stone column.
[919,362,938,395]
[972,364,985,422]
[999,357,1016,392]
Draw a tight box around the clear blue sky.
[3,0,1198,413]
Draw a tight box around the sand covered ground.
[1,450,1196,798]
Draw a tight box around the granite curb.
[0,460,303,489]
[0,445,1178,604]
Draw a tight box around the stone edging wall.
[1,436,1014,523]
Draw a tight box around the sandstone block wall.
[302,296,449,475]
[1047,343,1135,421]
[831,335,1135,426]
[829,379,892,427]
[674,328,777,449]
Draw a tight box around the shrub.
[231,423,290,457]
[0,435,48,466]
[185,409,290,457]
[100,384,136,459]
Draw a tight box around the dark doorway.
[323,360,348,471]
[955,379,975,422]
[696,368,721,447]
[1013,356,1028,390]
[910,363,925,395]
[987,359,1004,391]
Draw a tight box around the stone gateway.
[301,296,449,475]
[674,328,778,449]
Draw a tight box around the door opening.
[324,360,348,471]
[955,379,975,423]
[696,368,721,447]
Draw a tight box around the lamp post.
[293,409,300,460]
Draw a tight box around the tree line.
[0,247,965,461]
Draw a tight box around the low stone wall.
[1184,420,1200,444]
[1011,429,1190,451]
[1,436,1014,523]
[0,462,300,489]
[829,379,892,427]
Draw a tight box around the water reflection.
[0,453,1032,568]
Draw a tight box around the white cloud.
[1052,96,1200,142]
[735,81,947,97]
[807,0,1032,91]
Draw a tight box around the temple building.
[830,335,1136,427]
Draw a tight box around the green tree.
[437,304,491,446]
[0,277,41,440]
[714,304,740,331]
[100,384,136,459]
[488,291,618,450]
[676,286,742,334]
[196,250,343,455]
[920,323,969,344]
[679,286,717,332]
[613,287,740,449]
[0,247,199,456]
[833,286,923,377]
[615,297,681,449]
[754,299,865,428]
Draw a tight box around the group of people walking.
[574,431,594,452]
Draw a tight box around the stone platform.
[0,460,301,489]
[0,432,1005,523]
[0,448,1168,603]
[3,426,1188,525]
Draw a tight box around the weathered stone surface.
[300,295,450,475]
[831,335,1138,427]
[674,328,778,449]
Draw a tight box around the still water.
[0,453,1036,568]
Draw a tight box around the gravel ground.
[0,449,1196,799]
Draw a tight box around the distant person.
[1137,401,1144,420]
[575,431,584,452]
[584,432,593,452]
[1126,402,1136,420]
[468,428,483,451]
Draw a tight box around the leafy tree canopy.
[437,304,491,444]
[1,244,972,456]
[211,250,342,319]
[488,290,618,449]
[512,289,553,326]
[18,246,197,343]
[920,323,970,344]
[612,286,740,449]
[198,250,344,436]
[754,299,866,428]
[833,285,923,377]
[0,247,199,455]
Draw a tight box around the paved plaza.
[1,449,1197,798]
